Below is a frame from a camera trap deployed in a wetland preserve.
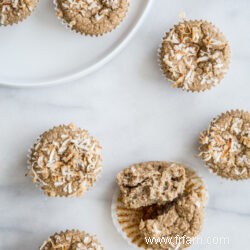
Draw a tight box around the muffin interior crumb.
[116,162,186,209]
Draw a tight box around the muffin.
[40,230,103,250]
[27,123,102,197]
[112,162,207,249]
[54,0,129,36]
[159,20,230,92]
[0,0,38,26]
[199,110,250,180]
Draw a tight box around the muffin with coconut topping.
[199,110,250,180]
[27,124,102,197]
[40,230,103,250]
[54,0,129,36]
[159,20,230,92]
[0,0,38,26]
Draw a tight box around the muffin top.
[28,124,102,197]
[200,110,250,180]
[139,194,203,249]
[40,230,103,250]
[116,162,186,209]
[0,0,38,26]
[55,0,129,35]
[160,20,230,92]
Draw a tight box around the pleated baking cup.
[39,229,103,249]
[26,125,103,198]
[53,0,129,37]
[199,109,250,181]
[158,19,231,93]
[111,188,149,250]
[111,165,208,249]
[0,0,39,27]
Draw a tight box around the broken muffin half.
[114,161,207,250]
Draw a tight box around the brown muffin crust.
[116,162,186,209]
[139,195,203,249]
[0,0,38,26]
[40,230,103,250]
[160,20,230,92]
[55,0,129,36]
[27,124,102,197]
[199,110,250,180]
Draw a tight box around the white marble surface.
[0,0,250,249]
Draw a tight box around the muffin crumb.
[116,162,186,209]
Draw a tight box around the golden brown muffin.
[0,0,38,26]
[199,110,250,180]
[160,20,230,92]
[54,0,129,36]
[27,123,102,197]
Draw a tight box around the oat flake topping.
[0,0,38,26]
[27,124,102,197]
[40,230,103,250]
[199,110,250,180]
[160,20,230,92]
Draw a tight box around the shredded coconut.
[160,20,230,92]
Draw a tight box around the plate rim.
[0,0,154,88]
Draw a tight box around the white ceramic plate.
[0,0,153,88]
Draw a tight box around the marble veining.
[0,0,250,249]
